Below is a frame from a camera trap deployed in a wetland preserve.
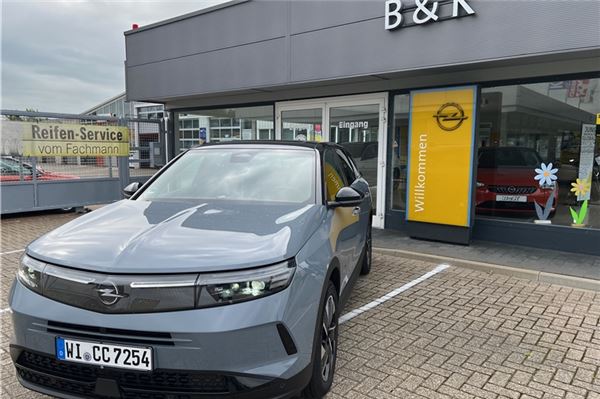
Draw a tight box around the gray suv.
[9,142,372,399]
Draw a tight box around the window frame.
[386,72,600,210]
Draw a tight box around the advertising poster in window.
[578,124,596,201]
[406,86,477,227]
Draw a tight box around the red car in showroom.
[476,147,558,215]
[0,156,79,182]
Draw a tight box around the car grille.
[16,350,266,398]
[477,201,535,211]
[45,320,178,347]
[488,185,537,195]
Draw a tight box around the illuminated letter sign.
[406,86,477,230]
[385,0,475,30]
[385,0,403,30]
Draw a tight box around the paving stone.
[2,211,600,399]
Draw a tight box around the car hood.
[27,200,325,273]
[477,167,536,186]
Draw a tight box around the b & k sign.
[385,0,475,30]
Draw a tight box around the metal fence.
[0,110,164,214]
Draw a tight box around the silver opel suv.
[9,141,372,399]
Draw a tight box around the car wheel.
[304,281,339,399]
[360,225,372,275]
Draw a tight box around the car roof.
[189,140,347,153]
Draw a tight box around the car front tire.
[304,281,339,399]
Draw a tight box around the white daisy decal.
[534,163,558,186]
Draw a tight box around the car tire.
[360,224,372,276]
[304,281,339,399]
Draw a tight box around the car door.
[336,148,370,268]
[323,148,361,294]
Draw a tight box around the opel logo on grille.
[508,186,517,194]
[95,281,127,306]
[433,102,469,131]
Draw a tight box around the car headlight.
[16,254,295,313]
[476,181,486,188]
[17,254,45,293]
[199,260,295,307]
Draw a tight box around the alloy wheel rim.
[320,294,337,382]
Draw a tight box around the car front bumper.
[11,346,311,399]
[8,261,323,399]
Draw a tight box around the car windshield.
[137,147,316,204]
[478,148,543,168]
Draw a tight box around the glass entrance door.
[276,94,387,228]
[329,104,381,215]
[280,108,324,142]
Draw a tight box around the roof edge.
[124,0,249,36]
[81,92,126,114]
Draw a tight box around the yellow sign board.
[596,113,600,125]
[15,121,130,157]
[406,86,477,227]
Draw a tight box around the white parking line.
[0,249,24,256]
[339,263,450,324]
[0,264,450,321]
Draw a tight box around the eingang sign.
[10,121,130,157]
[406,86,477,228]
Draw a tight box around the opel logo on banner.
[433,102,469,132]
[95,281,127,306]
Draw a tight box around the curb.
[373,247,600,292]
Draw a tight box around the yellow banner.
[406,86,477,227]
[15,121,130,157]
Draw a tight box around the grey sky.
[1,0,226,113]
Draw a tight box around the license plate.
[56,337,152,371]
[496,195,527,203]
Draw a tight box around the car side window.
[1,159,25,175]
[323,149,348,201]
[336,149,358,185]
[344,150,362,178]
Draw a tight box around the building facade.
[124,0,600,255]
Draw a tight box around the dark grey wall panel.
[163,54,600,109]
[1,180,122,214]
[289,0,383,34]
[125,0,600,102]
[1,184,35,213]
[473,218,600,257]
[290,1,600,82]
[384,209,600,256]
[126,1,287,67]
[127,38,288,100]
[37,180,122,208]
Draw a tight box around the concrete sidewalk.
[373,229,600,291]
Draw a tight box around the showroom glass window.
[477,78,600,229]
[175,105,274,152]
[390,94,410,210]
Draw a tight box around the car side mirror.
[123,182,140,198]
[327,187,363,208]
